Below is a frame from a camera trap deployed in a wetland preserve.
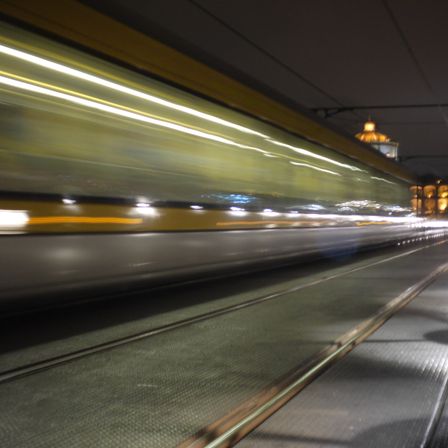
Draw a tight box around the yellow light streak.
[28,216,143,225]
[356,221,391,226]
[216,220,302,226]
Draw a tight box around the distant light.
[136,202,151,208]
[364,120,376,132]
[190,205,203,210]
[62,198,76,205]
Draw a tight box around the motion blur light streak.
[0,42,394,177]
[0,209,29,228]
[371,176,396,185]
[261,209,280,217]
[289,161,340,176]
[356,221,390,226]
[27,216,143,225]
[0,74,246,147]
[0,38,408,206]
[216,220,300,227]
[233,143,270,155]
[229,206,248,217]
[0,43,267,137]
[0,73,284,162]
[425,220,448,228]
[134,204,158,217]
[267,139,364,172]
[0,22,434,304]
[214,212,424,227]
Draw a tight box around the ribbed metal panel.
[239,269,448,447]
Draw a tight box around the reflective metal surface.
[0,225,432,306]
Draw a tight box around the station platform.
[239,250,448,447]
[1,239,448,447]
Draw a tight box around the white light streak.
[289,161,340,176]
[0,44,266,137]
[261,208,280,217]
[425,220,448,228]
[233,143,270,154]
[135,205,158,216]
[371,176,396,185]
[0,209,29,228]
[0,75,247,147]
[229,206,247,217]
[268,139,364,172]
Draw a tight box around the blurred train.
[0,14,433,308]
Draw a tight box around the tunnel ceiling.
[83,0,448,179]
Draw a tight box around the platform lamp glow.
[437,181,448,214]
[411,180,448,217]
[355,119,399,160]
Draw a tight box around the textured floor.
[238,262,448,447]
[1,242,448,447]
[0,244,415,373]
